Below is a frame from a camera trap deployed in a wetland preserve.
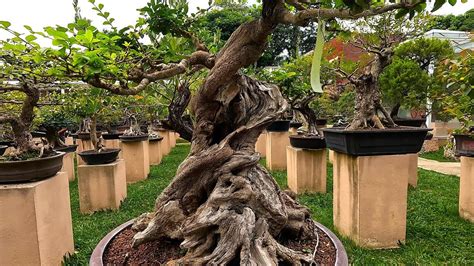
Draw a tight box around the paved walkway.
[418,157,461,177]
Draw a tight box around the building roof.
[424,29,474,53]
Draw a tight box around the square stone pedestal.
[103,139,122,159]
[407,153,418,187]
[158,129,171,156]
[169,131,176,148]
[333,152,410,249]
[77,159,127,214]
[266,131,290,171]
[329,150,334,163]
[0,172,74,265]
[460,156,474,222]
[61,152,76,182]
[77,139,93,165]
[255,132,267,157]
[287,146,327,194]
[289,128,298,135]
[65,136,74,145]
[121,140,150,183]
[149,140,163,165]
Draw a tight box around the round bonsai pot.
[77,132,102,140]
[425,133,433,140]
[453,134,474,157]
[119,134,149,142]
[0,152,65,184]
[392,118,426,127]
[289,121,303,128]
[54,145,78,153]
[90,219,348,266]
[289,135,326,150]
[102,133,123,140]
[116,125,130,133]
[0,145,8,156]
[322,127,431,156]
[78,149,121,165]
[316,118,328,126]
[31,131,47,138]
[149,136,164,142]
[266,120,291,132]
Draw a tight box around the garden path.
[418,157,461,177]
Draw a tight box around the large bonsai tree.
[4,0,454,263]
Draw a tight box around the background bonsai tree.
[14,0,453,263]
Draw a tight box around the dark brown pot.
[119,134,149,142]
[31,131,47,138]
[322,127,431,156]
[266,120,291,132]
[0,140,15,146]
[77,132,102,140]
[453,134,474,157]
[0,145,8,156]
[392,118,426,127]
[290,121,303,128]
[78,149,121,165]
[0,152,65,184]
[289,135,326,150]
[316,118,328,126]
[149,136,163,142]
[102,133,123,140]
[54,145,78,153]
[89,220,348,266]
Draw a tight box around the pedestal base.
[61,152,76,182]
[65,136,74,146]
[407,153,418,188]
[169,131,176,148]
[255,132,267,157]
[329,150,334,163]
[333,152,409,249]
[77,139,93,165]
[78,160,127,214]
[121,140,150,183]
[0,172,74,265]
[460,156,474,223]
[149,140,163,165]
[287,147,327,194]
[158,129,171,156]
[266,131,290,171]
[103,139,122,159]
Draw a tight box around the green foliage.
[380,58,430,112]
[395,38,455,71]
[432,9,474,31]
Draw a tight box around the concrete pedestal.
[61,152,76,182]
[77,139,93,165]
[77,160,127,214]
[333,152,410,249]
[121,140,150,183]
[287,146,327,194]
[0,172,74,265]
[289,127,298,135]
[255,132,267,157]
[407,153,418,187]
[65,136,74,145]
[329,150,334,164]
[103,139,122,159]
[158,129,171,156]
[266,131,290,171]
[459,156,474,222]
[149,139,163,165]
[169,131,176,148]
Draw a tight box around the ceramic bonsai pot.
[289,121,303,128]
[77,132,102,140]
[31,131,47,138]
[102,133,123,140]
[266,120,291,132]
[425,133,433,140]
[289,135,326,150]
[149,136,164,142]
[0,145,8,155]
[89,219,348,266]
[316,118,328,126]
[0,140,15,147]
[322,127,431,156]
[119,134,149,142]
[70,133,78,139]
[0,152,66,183]
[54,145,78,153]
[392,118,426,127]
[78,149,121,165]
[453,134,474,157]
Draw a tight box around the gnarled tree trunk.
[292,93,320,135]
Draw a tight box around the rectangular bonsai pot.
[453,134,474,157]
[322,127,431,156]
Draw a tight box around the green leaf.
[98,3,104,10]
[310,20,325,94]
[448,0,456,5]
[431,0,446,12]
[395,9,409,19]
[0,21,11,28]
[25,35,37,42]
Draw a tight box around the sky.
[0,0,472,41]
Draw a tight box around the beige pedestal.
[333,152,410,249]
[169,131,176,148]
[0,172,74,265]
[103,139,123,159]
[287,146,327,194]
[266,131,290,171]
[459,156,474,222]
[329,150,334,163]
[407,153,418,188]
[158,129,171,156]
[149,140,163,165]
[77,139,93,165]
[121,140,150,183]
[65,137,74,145]
[255,132,267,157]
[289,127,298,135]
[61,152,76,182]
[77,159,127,214]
